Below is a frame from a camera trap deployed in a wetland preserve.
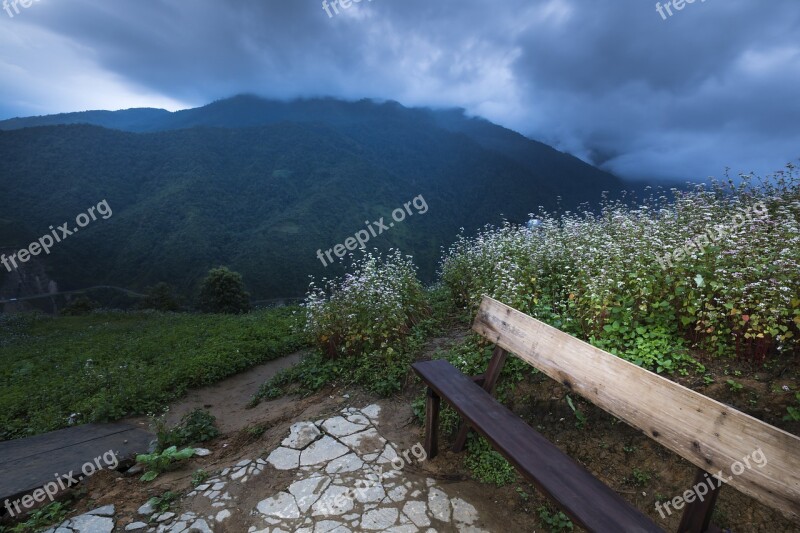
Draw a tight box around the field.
[0,307,307,441]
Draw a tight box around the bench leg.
[453,346,509,453]
[424,388,440,459]
[451,419,470,453]
[676,467,722,533]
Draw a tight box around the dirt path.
[126,349,308,435]
[166,350,309,433]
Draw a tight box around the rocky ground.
[43,404,497,533]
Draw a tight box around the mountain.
[0,96,626,302]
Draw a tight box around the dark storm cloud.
[1,0,798,180]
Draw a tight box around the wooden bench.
[412,296,800,533]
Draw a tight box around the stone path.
[43,505,115,533]
[46,404,490,532]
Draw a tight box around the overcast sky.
[1,0,798,181]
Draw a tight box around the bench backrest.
[472,296,800,522]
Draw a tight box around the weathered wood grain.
[473,296,800,522]
[0,423,152,505]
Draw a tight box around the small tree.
[61,296,100,316]
[138,282,182,312]
[197,267,251,314]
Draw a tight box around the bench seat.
[412,359,662,533]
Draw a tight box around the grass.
[0,307,307,441]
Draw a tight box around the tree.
[197,267,251,314]
[61,296,99,316]
[138,282,182,312]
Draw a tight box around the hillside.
[0,96,625,301]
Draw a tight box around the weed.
[785,393,800,422]
[726,379,744,393]
[1,502,69,532]
[630,467,652,487]
[147,491,179,514]
[191,469,209,487]
[246,424,267,439]
[136,446,195,481]
[538,505,574,532]
[464,434,516,486]
[151,408,219,452]
[565,395,587,428]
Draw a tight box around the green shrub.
[61,296,100,316]
[197,266,251,314]
[304,250,429,359]
[137,282,182,311]
[251,251,437,403]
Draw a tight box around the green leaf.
[141,471,159,482]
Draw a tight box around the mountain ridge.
[0,96,627,303]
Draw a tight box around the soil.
[29,330,800,533]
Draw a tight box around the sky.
[1,0,799,182]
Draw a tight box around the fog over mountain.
[1,0,798,181]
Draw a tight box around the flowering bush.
[440,166,800,367]
[250,250,434,401]
[304,249,429,359]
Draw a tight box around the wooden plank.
[0,422,138,465]
[412,359,663,533]
[0,424,152,504]
[472,296,800,522]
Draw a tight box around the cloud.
[1,0,798,181]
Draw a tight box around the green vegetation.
[192,469,210,487]
[565,395,587,428]
[0,307,306,440]
[137,282,182,311]
[727,379,744,393]
[785,393,800,422]
[61,296,100,316]
[630,467,652,487]
[305,250,429,359]
[145,491,180,514]
[197,267,251,314]
[136,446,196,481]
[440,170,800,367]
[252,251,444,402]
[537,505,574,532]
[0,97,625,301]
[151,408,219,451]
[0,502,69,533]
[464,434,517,486]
